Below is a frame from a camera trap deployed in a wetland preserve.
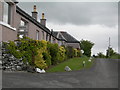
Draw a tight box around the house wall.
[2,26,17,41]
[1,2,79,49]
[66,43,80,49]
[1,1,17,42]
[1,1,52,42]
[0,1,3,42]
[15,13,50,41]
[0,1,3,21]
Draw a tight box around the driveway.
[2,59,118,88]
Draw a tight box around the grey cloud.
[18,2,118,27]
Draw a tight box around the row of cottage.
[0,1,80,49]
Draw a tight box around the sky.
[17,1,119,55]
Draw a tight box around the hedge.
[3,37,82,69]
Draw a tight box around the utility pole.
[108,37,111,57]
[109,37,111,48]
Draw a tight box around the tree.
[80,40,94,57]
[106,47,115,58]
[97,52,105,58]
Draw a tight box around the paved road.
[2,59,118,88]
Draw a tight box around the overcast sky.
[18,1,118,55]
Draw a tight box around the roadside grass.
[110,54,120,59]
[46,56,94,73]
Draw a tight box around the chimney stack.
[32,5,38,20]
[40,13,46,27]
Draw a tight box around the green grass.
[110,54,120,59]
[46,56,94,73]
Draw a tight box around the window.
[46,33,49,41]
[36,30,39,40]
[3,2,12,24]
[47,35,49,41]
[20,20,25,26]
[18,19,28,39]
[3,2,8,23]
[42,31,44,40]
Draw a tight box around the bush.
[42,52,51,67]
[74,49,78,57]
[66,46,74,59]
[4,41,22,59]
[47,43,59,65]
[77,50,82,57]
[3,37,83,70]
[38,40,51,67]
[34,49,47,69]
[58,46,66,62]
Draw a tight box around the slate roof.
[52,32,58,37]
[60,32,80,43]
[52,32,66,41]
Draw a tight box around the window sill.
[0,21,16,31]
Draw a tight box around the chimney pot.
[42,13,45,19]
[33,5,37,12]
[32,5,38,20]
[40,13,46,27]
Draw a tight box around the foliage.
[97,52,106,58]
[42,52,51,67]
[34,49,47,69]
[17,37,40,65]
[47,42,59,65]
[80,40,94,57]
[74,49,77,57]
[38,40,51,67]
[4,41,22,59]
[66,46,74,58]
[106,47,115,58]
[3,37,83,70]
[77,49,82,57]
[3,37,42,66]
[109,53,120,59]
[58,46,66,62]
[106,47,120,59]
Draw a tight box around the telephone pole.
[108,37,111,57]
[109,37,111,48]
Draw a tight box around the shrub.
[58,46,66,62]
[42,52,51,67]
[47,43,59,65]
[4,41,22,59]
[34,49,47,69]
[74,49,78,57]
[38,40,52,67]
[77,50,82,57]
[66,46,74,59]
[3,37,40,66]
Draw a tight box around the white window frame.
[36,30,39,40]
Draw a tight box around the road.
[2,59,118,88]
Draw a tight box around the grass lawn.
[46,56,94,73]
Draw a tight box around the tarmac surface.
[2,58,118,88]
